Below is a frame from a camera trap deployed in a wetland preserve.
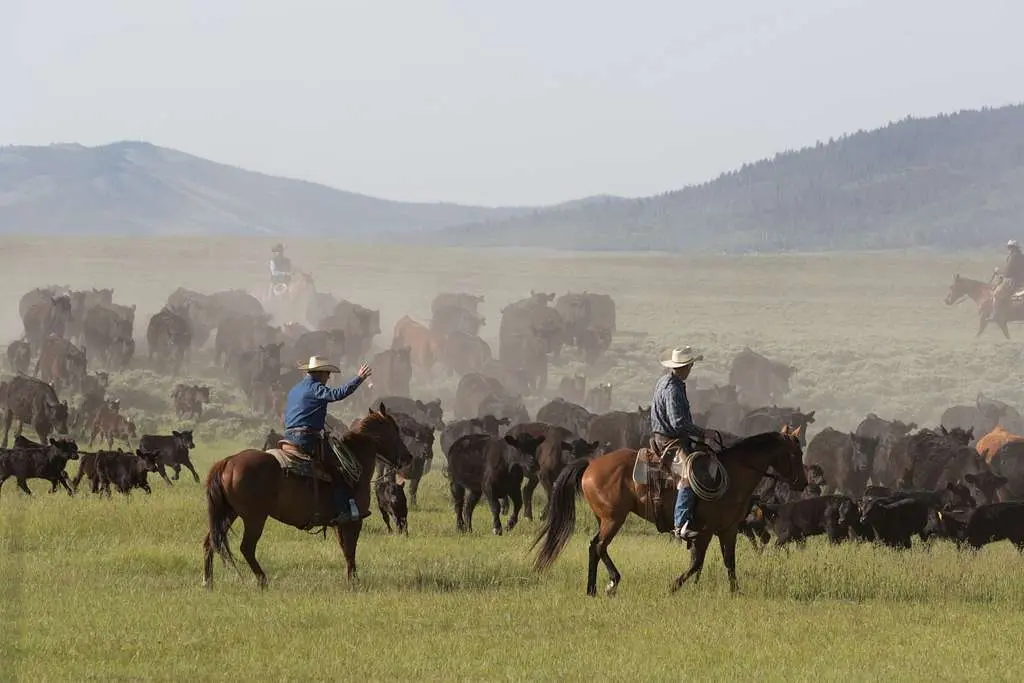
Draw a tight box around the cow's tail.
[205,458,238,570]
[530,457,590,571]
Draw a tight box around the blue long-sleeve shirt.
[283,374,364,432]
[650,373,704,443]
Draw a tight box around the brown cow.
[370,347,413,398]
[392,315,443,376]
[90,402,137,449]
[171,384,211,421]
[586,406,652,452]
[34,336,88,395]
[440,332,492,377]
[728,347,796,407]
[977,424,1024,463]
[455,373,507,419]
[23,295,73,352]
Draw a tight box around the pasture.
[1,238,1022,680]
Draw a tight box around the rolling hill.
[3,103,1023,251]
[0,141,535,238]
[427,103,1024,252]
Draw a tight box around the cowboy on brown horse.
[281,355,372,525]
[993,240,1024,316]
[649,346,707,542]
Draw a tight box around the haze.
[3,0,1022,206]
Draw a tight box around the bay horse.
[944,273,1024,339]
[202,405,414,589]
[531,426,807,597]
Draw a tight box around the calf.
[0,438,80,495]
[97,449,162,496]
[139,430,198,483]
[171,384,211,421]
[90,403,136,449]
[759,495,858,548]
[860,496,932,549]
[445,433,546,535]
[375,475,409,534]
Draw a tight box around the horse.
[202,405,414,589]
[530,426,807,597]
[944,273,1024,339]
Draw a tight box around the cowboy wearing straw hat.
[993,239,1024,317]
[282,355,373,525]
[650,346,707,542]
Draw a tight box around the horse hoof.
[493,527,502,536]
[605,581,618,597]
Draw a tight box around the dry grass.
[0,238,1021,680]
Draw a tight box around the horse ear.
[379,403,388,416]
[780,424,790,435]
[792,425,803,439]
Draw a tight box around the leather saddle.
[266,440,333,483]
[633,444,678,532]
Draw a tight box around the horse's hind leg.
[595,516,625,597]
[239,514,269,589]
[670,534,712,593]
[587,526,601,597]
[336,521,363,581]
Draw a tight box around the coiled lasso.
[680,450,729,501]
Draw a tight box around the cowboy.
[650,346,707,542]
[269,244,292,287]
[992,240,1024,317]
[282,355,373,525]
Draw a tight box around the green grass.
[3,442,1024,681]
[2,240,1023,679]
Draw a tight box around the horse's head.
[776,425,809,491]
[945,273,967,305]
[356,403,415,470]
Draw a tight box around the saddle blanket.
[266,448,333,483]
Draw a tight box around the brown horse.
[202,405,414,589]
[531,426,807,597]
[944,273,1024,339]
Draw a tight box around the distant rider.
[270,244,293,288]
[282,356,373,525]
[650,347,706,542]
[993,240,1024,315]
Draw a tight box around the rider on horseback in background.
[282,356,373,525]
[650,347,706,542]
[270,244,293,289]
[993,240,1024,316]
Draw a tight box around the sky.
[3,0,1023,206]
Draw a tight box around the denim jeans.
[674,485,695,528]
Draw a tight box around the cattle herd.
[4,281,1024,557]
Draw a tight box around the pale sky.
[3,0,1022,206]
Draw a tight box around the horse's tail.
[530,456,590,571]
[205,458,238,570]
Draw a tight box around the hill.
[428,104,1024,252]
[0,141,536,238]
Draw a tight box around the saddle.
[266,440,333,483]
[632,446,679,533]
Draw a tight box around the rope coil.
[680,450,729,501]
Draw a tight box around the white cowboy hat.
[660,346,703,369]
[298,355,340,373]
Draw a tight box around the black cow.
[139,430,198,483]
[0,438,79,495]
[374,475,409,534]
[757,495,858,548]
[371,397,443,431]
[860,497,932,549]
[942,502,1024,551]
[96,449,162,496]
[441,415,510,456]
[445,433,545,535]
[1,375,71,448]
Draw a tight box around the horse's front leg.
[718,525,740,593]
[670,533,712,593]
[336,520,363,581]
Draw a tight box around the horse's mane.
[719,431,786,457]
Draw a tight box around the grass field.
[1,238,1023,680]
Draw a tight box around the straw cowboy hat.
[660,346,703,369]
[298,355,340,373]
